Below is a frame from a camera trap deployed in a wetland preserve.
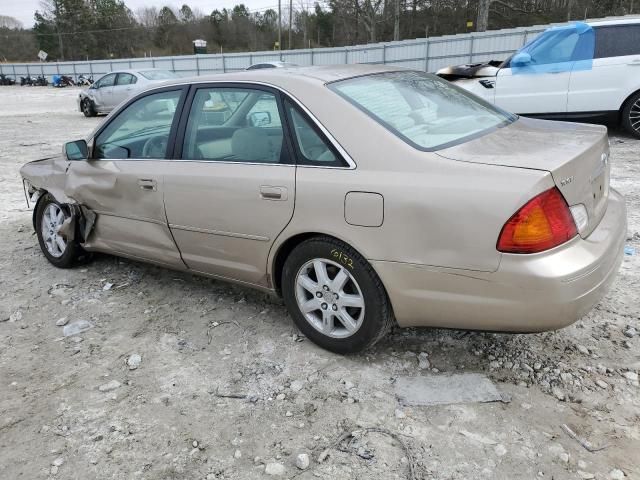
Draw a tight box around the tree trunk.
[476,0,491,32]
[393,0,400,41]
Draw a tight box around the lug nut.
[316,292,322,298]
[332,304,337,311]
[323,285,329,291]
[321,303,328,310]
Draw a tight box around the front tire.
[621,91,640,139]
[82,98,96,117]
[35,195,80,268]
[282,236,394,354]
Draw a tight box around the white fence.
[0,15,634,81]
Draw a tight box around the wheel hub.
[294,258,365,339]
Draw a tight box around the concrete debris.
[623,327,637,338]
[417,352,430,370]
[395,374,505,406]
[295,453,310,470]
[264,462,285,476]
[609,469,625,479]
[98,380,121,393]
[62,320,92,337]
[55,317,69,326]
[127,354,142,370]
[622,371,638,381]
[9,311,22,322]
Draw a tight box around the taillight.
[497,187,577,254]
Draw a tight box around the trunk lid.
[437,117,610,237]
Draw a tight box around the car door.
[91,73,117,112]
[64,87,187,269]
[568,24,640,114]
[494,27,585,114]
[161,84,296,287]
[111,72,138,107]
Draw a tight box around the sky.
[0,0,285,29]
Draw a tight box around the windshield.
[139,70,178,80]
[330,71,516,151]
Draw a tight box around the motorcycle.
[0,74,16,86]
[34,75,48,86]
[52,74,75,87]
[77,75,93,86]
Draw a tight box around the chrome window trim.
[87,79,357,170]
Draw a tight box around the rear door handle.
[260,185,287,201]
[138,178,157,191]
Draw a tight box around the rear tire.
[82,98,96,117]
[35,194,81,268]
[621,91,640,139]
[282,236,394,354]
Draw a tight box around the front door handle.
[138,178,157,191]
[260,185,287,201]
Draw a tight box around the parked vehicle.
[52,75,75,87]
[20,75,48,86]
[21,65,627,353]
[0,74,16,85]
[437,18,640,138]
[246,61,298,70]
[77,75,94,86]
[78,69,179,117]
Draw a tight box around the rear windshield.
[329,71,516,151]
[139,70,178,80]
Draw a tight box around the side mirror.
[64,139,89,161]
[511,52,532,66]
[248,111,271,127]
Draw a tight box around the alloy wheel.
[42,203,67,258]
[294,258,365,339]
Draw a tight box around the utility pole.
[354,0,359,44]
[278,0,282,50]
[288,0,293,49]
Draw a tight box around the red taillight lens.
[497,187,577,254]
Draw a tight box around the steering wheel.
[142,135,167,158]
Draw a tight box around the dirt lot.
[0,86,639,480]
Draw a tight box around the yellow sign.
[467,21,473,28]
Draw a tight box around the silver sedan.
[78,69,178,117]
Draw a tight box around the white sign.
[192,39,207,47]
[37,50,48,61]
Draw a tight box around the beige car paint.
[20,65,627,332]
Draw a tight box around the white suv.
[438,18,640,138]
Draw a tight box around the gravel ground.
[0,86,639,480]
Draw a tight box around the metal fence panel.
[1,15,635,81]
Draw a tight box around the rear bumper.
[374,188,627,332]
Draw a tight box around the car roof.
[162,64,404,89]
[587,16,640,27]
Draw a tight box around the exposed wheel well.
[272,232,374,296]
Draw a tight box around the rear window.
[594,25,640,58]
[139,70,178,80]
[329,71,515,151]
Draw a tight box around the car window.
[116,73,136,86]
[528,30,580,64]
[330,71,515,151]
[284,100,343,166]
[595,25,640,58]
[96,73,116,88]
[139,70,178,80]
[182,87,288,164]
[94,90,182,160]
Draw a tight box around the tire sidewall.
[82,99,95,117]
[35,195,77,268]
[282,239,387,354]
[623,92,640,139]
